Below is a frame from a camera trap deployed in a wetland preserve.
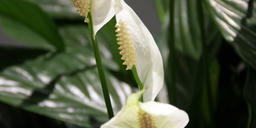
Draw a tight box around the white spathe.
[90,0,164,101]
[101,92,189,128]
[115,0,164,101]
[91,0,121,36]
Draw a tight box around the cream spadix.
[101,91,189,128]
[71,0,91,22]
[115,21,137,70]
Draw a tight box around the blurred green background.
[0,0,255,128]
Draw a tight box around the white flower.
[71,0,164,101]
[114,0,164,101]
[101,91,189,128]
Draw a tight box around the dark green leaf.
[0,47,47,71]
[0,102,67,128]
[173,0,203,59]
[244,67,256,128]
[0,25,131,127]
[204,0,256,70]
[0,18,53,50]
[0,0,65,51]
[59,25,119,71]
[25,0,79,18]
[161,0,223,127]
[159,0,222,109]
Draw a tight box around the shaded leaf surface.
[0,102,67,128]
[0,26,131,127]
[204,0,256,70]
[173,0,203,59]
[158,0,223,127]
[159,0,222,110]
[0,0,64,51]
[244,67,256,128]
[0,47,47,71]
[0,18,54,50]
[25,0,79,18]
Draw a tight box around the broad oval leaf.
[0,17,52,50]
[173,0,203,59]
[0,25,131,127]
[204,0,256,70]
[0,54,131,127]
[25,0,79,18]
[0,0,65,51]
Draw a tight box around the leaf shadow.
[20,65,96,107]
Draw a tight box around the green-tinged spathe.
[101,91,189,128]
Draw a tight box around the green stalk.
[132,66,144,90]
[198,1,215,126]
[247,103,252,128]
[199,0,214,118]
[132,66,144,102]
[88,13,114,119]
[167,0,177,105]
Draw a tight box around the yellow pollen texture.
[115,21,137,70]
[71,0,90,22]
[138,110,157,128]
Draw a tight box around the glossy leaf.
[173,0,203,59]
[0,18,53,50]
[25,0,78,18]
[0,0,65,51]
[158,23,221,128]
[59,25,119,71]
[204,0,256,70]
[1,17,118,71]
[159,0,222,106]
[0,26,131,127]
[158,0,223,127]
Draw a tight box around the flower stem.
[88,13,114,119]
[247,103,252,128]
[198,0,214,121]
[132,66,144,102]
[167,0,177,105]
[132,66,144,90]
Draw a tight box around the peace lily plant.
[71,0,189,127]
[71,0,164,102]
[101,91,189,128]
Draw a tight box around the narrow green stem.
[88,13,114,119]
[167,0,177,105]
[198,1,215,126]
[131,66,144,90]
[131,66,144,102]
[198,0,214,120]
[247,103,252,128]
